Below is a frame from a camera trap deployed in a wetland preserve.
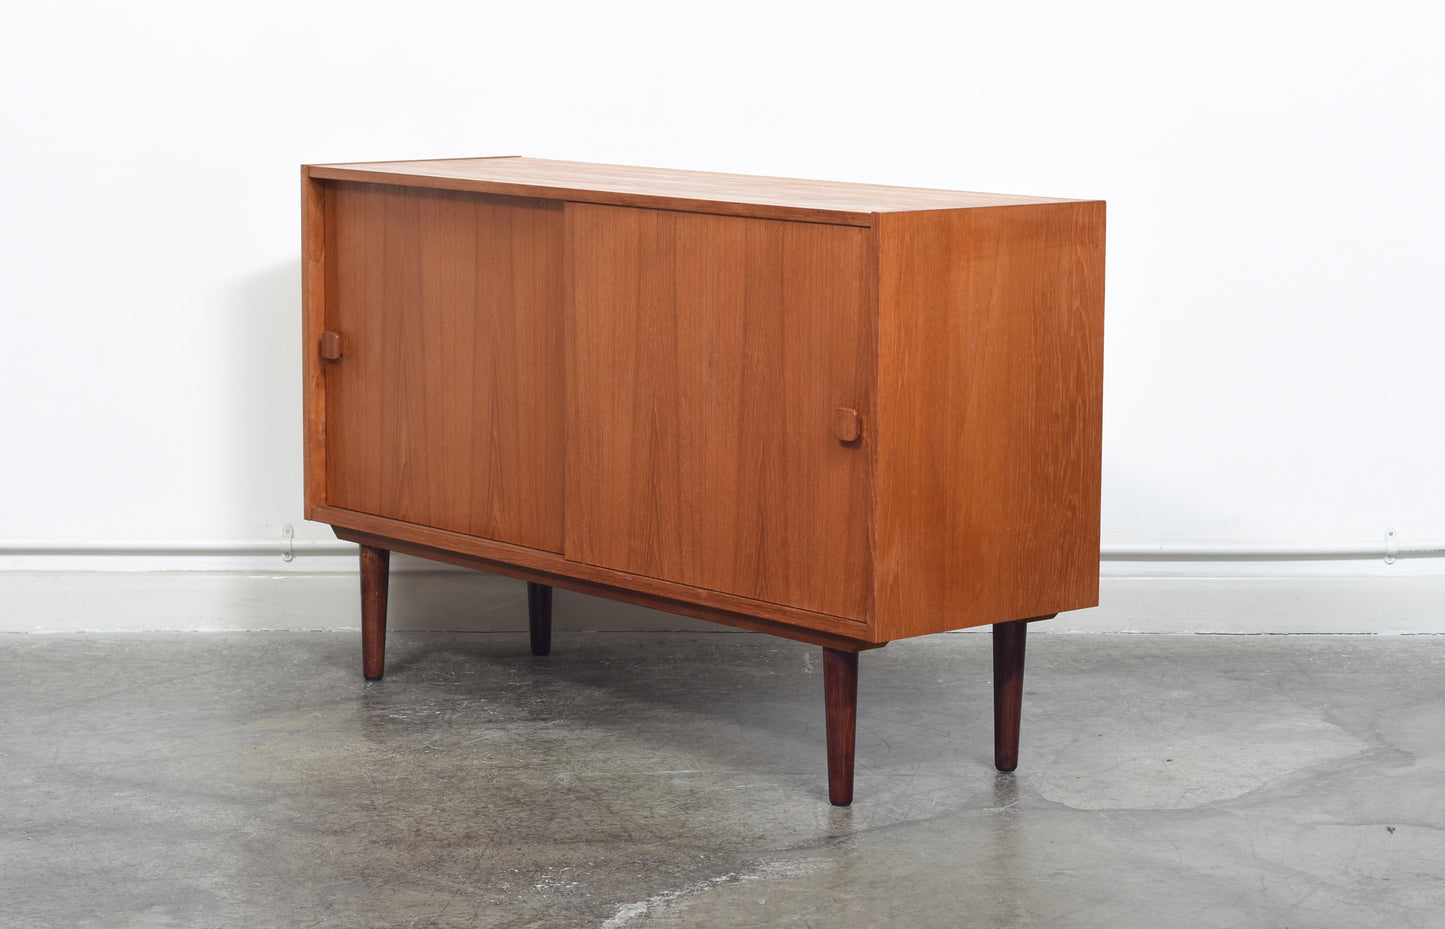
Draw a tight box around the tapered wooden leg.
[992,620,1028,771]
[823,647,859,806]
[360,545,390,681]
[527,582,553,656]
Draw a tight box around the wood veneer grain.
[301,168,328,517]
[306,158,1078,226]
[323,182,566,552]
[565,203,875,622]
[874,201,1106,639]
[318,506,875,648]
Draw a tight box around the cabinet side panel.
[875,203,1105,638]
[325,183,566,552]
[566,204,875,624]
[301,169,328,517]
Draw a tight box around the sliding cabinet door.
[324,183,566,552]
[566,203,874,621]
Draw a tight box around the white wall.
[2,1,1442,630]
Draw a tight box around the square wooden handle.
[834,408,861,443]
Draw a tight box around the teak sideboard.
[301,157,1105,805]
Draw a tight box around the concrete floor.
[2,631,1442,928]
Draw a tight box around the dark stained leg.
[527,582,553,656]
[360,545,390,681]
[993,620,1028,771]
[823,647,860,806]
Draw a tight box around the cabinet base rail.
[354,541,1051,806]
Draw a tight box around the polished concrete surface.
[3,631,1442,928]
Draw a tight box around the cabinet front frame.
[303,171,881,644]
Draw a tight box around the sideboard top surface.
[304,156,1090,225]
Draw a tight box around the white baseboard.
[1054,575,1445,634]
[2,568,1442,635]
[0,567,716,635]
